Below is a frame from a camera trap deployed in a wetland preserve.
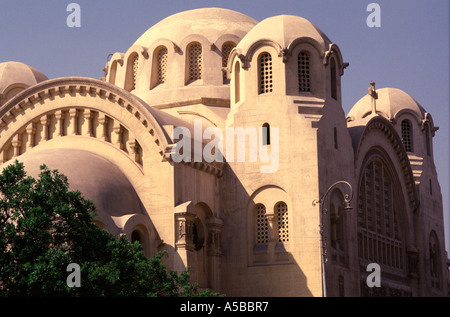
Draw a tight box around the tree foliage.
[0,161,219,297]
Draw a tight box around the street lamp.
[312,181,353,297]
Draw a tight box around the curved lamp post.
[312,180,353,297]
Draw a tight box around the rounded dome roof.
[347,87,426,125]
[0,61,48,95]
[133,8,258,47]
[2,149,143,217]
[236,14,332,54]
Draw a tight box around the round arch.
[118,213,159,258]
[354,117,421,295]
[0,77,172,166]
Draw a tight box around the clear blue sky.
[1,0,449,251]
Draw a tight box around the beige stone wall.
[0,8,447,297]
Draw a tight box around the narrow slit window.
[401,120,413,152]
[259,53,273,94]
[298,51,311,92]
[334,127,338,149]
[256,204,269,245]
[157,47,168,84]
[276,202,289,243]
[188,42,202,82]
[262,123,270,145]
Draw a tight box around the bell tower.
[220,15,357,296]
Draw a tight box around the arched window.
[234,61,240,103]
[222,42,236,84]
[188,42,202,82]
[330,58,337,99]
[262,123,270,145]
[131,230,141,244]
[108,60,117,85]
[255,204,269,245]
[357,158,405,272]
[258,52,273,94]
[298,51,311,92]
[401,120,413,152]
[192,220,204,251]
[276,202,288,243]
[156,46,168,85]
[125,53,139,92]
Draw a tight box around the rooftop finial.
[368,81,378,114]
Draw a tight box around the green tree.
[0,160,219,297]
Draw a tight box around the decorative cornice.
[163,144,224,177]
[0,77,171,157]
[152,97,230,110]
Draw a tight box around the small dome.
[2,149,143,217]
[133,8,257,48]
[347,87,426,125]
[236,15,332,55]
[0,61,48,102]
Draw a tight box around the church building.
[0,8,447,296]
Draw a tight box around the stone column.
[25,123,36,150]
[82,109,93,137]
[11,134,21,158]
[174,202,196,274]
[55,110,64,137]
[266,212,277,263]
[112,121,123,149]
[40,116,50,141]
[128,137,138,163]
[68,108,78,136]
[97,114,108,141]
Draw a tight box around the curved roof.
[347,87,427,125]
[236,14,332,54]
[0,61,48,95]
[133,7,257,47]
[3,149,143,217]
[0,76,186,150]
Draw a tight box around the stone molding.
[0,77,170,157]
[356,116,419,212]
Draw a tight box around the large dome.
[133,8,258,48]
[106,8,258,110]
[0,61,48,104]
[1,149,143,217]
[347,87,427,125]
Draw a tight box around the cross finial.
[368,81,378,114]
